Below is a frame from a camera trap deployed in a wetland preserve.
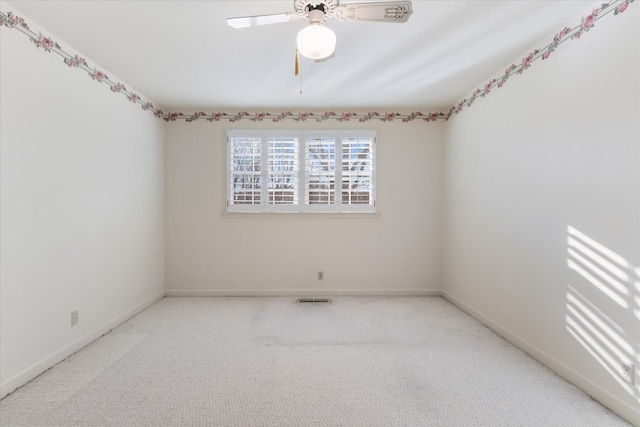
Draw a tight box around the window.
[227,130,376,213]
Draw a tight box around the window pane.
[227,130,375,213]
[305,137,336,205]
[230,137,262,205]
[268,137,298,205]
[341,137,373,205]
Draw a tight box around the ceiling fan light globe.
[296,23,336,60]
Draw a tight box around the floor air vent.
[297,298,331,303]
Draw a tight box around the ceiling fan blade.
[227,12,301,29]
[334,1,413,23]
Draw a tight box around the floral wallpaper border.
[0,0,635,124]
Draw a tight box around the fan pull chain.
[295,49,303,94]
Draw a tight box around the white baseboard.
[0,291,165,399]
[165,288,442,297]
[442,290,640,426]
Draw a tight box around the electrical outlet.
[621,363,635,385]
[317,271,324,281]
[71,310,79,326]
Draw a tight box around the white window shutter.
[340,134,375,212]
[266,135,299,212]
[227,130,375,213]
[304,135,337,212]
[227,132,263,212]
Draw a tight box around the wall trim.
[0,291,165,399]
[165,289,441,297]
[442,290,640,426]
[0,0,635,124]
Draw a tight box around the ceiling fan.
[227,0,413,61]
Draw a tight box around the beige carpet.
[0,296,631,426]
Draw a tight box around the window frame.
[226,129,376,214]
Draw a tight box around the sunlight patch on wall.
[567,226,629,308]
[635,267,640,321]
[566,288,635,394]
[567,288,632,361]
[565,225,638,395]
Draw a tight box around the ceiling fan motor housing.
[295,0,339,17]
[307,8,327,23]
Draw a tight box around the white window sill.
[222,212,380,219]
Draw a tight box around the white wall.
[0,4,165,397]
[165,120,444,296]
[442,8,639,424]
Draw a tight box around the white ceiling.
[5,0,597,112]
